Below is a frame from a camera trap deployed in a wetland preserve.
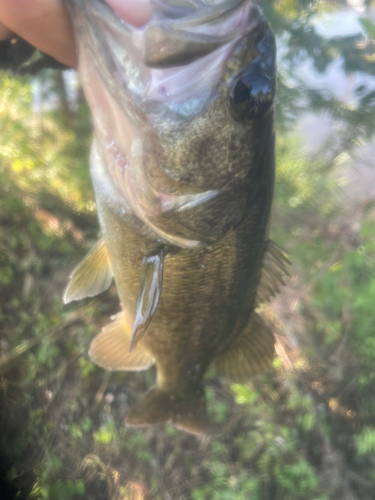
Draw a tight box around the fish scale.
[64,0,289,434]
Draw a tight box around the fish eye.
[230,66,274,121]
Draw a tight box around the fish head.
[66,0,276,244]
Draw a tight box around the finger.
[0,19,12,39]
[0,0,77,67]
[105,0,152,27]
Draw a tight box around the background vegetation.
[1,0,375,498]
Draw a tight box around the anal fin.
[89,312,154,371]
[63,239,113,304]
[213,312,275,383]
[129,247,164,352]
[255,240,290,308]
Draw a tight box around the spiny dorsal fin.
[213,312,275,383]
[255,240,290,308]
[129,248,165,352]
[89,312,154,371]
[63,239,113,304]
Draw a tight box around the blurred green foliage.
[1,0,375,499]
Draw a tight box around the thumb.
[0,0,76,67]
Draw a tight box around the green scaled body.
[64,0,289,434]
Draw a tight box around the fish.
[64,0,289,434]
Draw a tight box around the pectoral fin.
[129,248,165,352]
[89,312,154,371]
[255,240,290,308]
[213,313,275,383]
[63,239,113,304]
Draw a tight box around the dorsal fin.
[89,312,154,371]
[255,240,290,308]
[213,312,275,383]
[63,239,113,304]
[129,247,165,352]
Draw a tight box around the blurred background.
[1,0,375,498]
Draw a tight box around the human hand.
[0,0,152,68]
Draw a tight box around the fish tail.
[126,386,208,435]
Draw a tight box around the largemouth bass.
[64,0,289,434]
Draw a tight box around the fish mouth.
[66,0,265,119]
[73,0,256,65]
[139,0,257,69]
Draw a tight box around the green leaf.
[359,17,375,38]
